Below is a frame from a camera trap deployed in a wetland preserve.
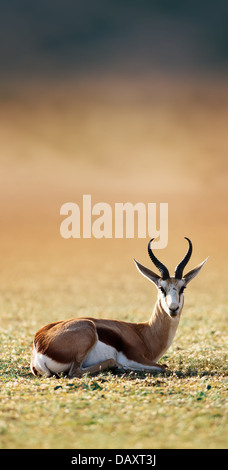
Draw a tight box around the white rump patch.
[31,347,70,376]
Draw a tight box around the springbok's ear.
[133,259,160,287]
[183,257,209,285]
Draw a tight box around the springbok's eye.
[180,286,186,294]
[159,287,166,296]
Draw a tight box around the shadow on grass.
[3,363,224,383]
[110,367,222,380]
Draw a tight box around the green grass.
[0,359,227,449]
[0,269,227,449]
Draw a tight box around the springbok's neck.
[147,298,181,362]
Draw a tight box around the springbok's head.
[134,238,208,318]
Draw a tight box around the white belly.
[82,340,118,368]
[117,352,162,371]
[82,341,161,371]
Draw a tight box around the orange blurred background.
[0,1,227,300]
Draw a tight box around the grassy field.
[0,76,227,449]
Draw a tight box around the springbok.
[30,238,208,377]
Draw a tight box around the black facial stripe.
[159,287,166,296]
[179,286,186,300]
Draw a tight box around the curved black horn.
[148,239,170,280]
[175,237,193,279]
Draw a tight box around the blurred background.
[0,0,227,317]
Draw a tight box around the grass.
[0,267,227,449]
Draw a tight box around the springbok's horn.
[148,239,170,280]
[175,237,193,279]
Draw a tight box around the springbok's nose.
[169,306,179,316]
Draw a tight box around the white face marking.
[158,278,185,317]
